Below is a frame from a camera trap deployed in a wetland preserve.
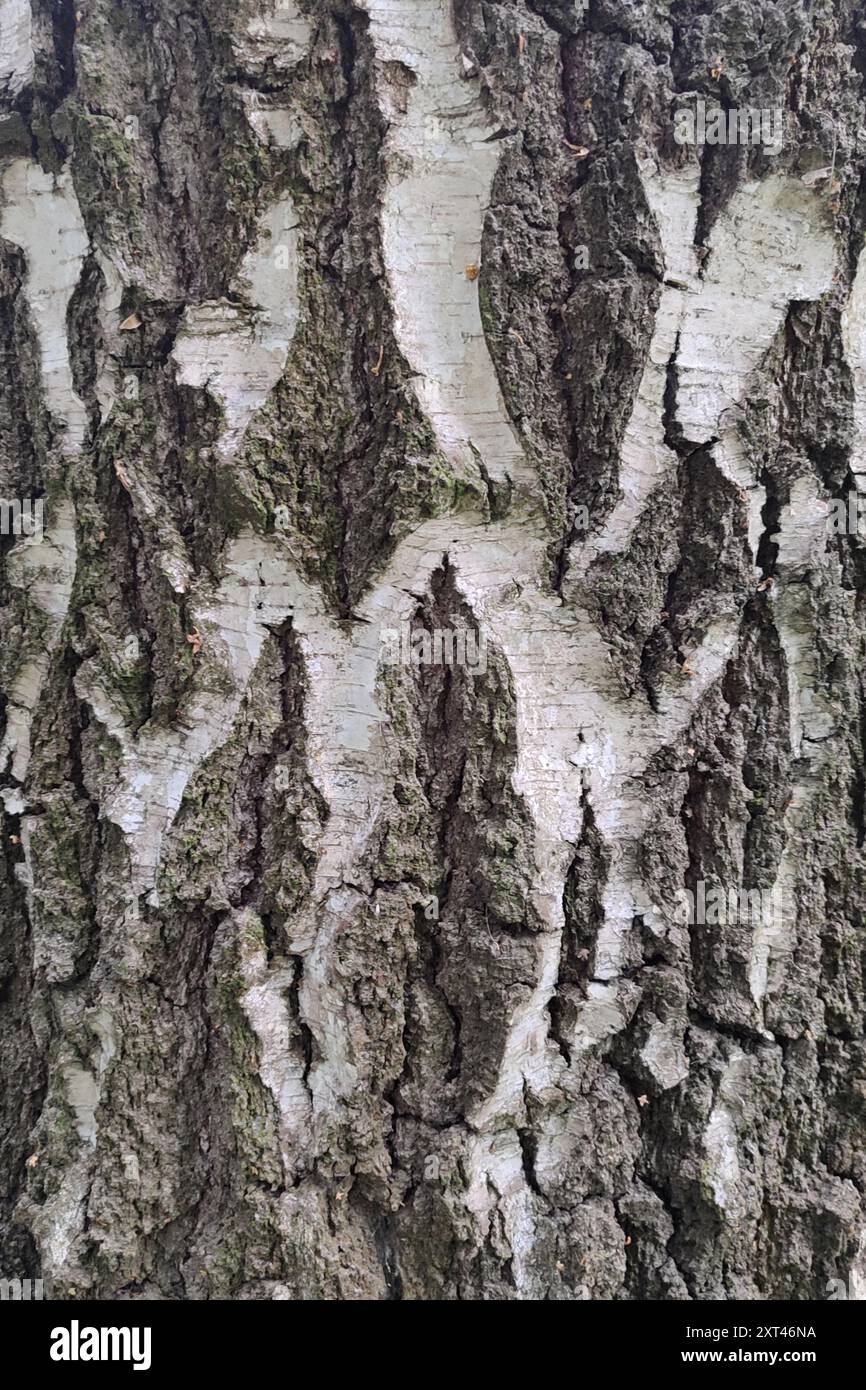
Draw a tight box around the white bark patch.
[567,167,836,583]
[0,160,89,453]
[63,1066,101,1145]
[639,1017,690,1091]
[693,177,835,564]
[463,1130,537,1293]
[78,532,311,898]
[703,1050,751,1219]
[231,0,313,72]
[21,1164,89,1275]
[0,166,85,798]
[0,0,33,96]
[78,521,381,919]
[94,251,126,421]
[300,514,735,1121]
[677,176,835,448]
[234,20,308,150]
[571,158,701,576]
[849,1229,866,1300]
[77,491,737,1133]
[451,525,735,1098]
[703,1104,741,1214]
[550,168,832,1052]
[360,0,532,491]
[0,159,96,1278]
[0,501,78,786]
[112,463,195,597]
[842,247,866,492]
[750,474,842,1009]
[237,908,311,1171]
[19,1010,117,1278]
[98,113,305,894]
[172,195,300,461]
[183,497,736,1127]
[240,93,303,150]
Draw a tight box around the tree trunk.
[1,0,865,1302]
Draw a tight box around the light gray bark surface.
[1,0,866,1300]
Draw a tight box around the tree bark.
[1,0,866,1301]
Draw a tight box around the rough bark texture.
[2,0,866,1301]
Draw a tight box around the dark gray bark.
[1,0,866,1300]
